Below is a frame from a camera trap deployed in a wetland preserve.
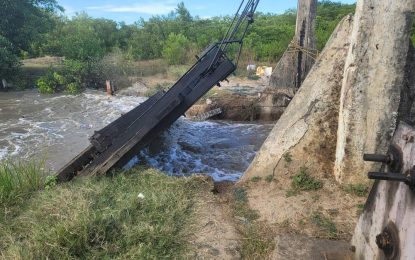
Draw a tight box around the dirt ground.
[188,179,241,259]
[188,174,361,259]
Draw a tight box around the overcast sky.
[58,0,357,24]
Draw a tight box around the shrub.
[36,71,65,94]
[36,60,85,94]
[66,82,81,94]
[162,33,190,65]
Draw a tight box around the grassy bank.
[0,165,204,259]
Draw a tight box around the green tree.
[0,0,62,51]
[59,14,105,61]
[0,0,61,82]
[0,36,21,81]
[162,33,190,65]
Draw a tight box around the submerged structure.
[56,0,261,182]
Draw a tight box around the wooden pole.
[106,80,113,96]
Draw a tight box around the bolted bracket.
[363,144,415,189]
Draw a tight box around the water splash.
[0,90,272,181]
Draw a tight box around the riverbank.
[0,158,268,259]
[0,159,362,259]
[16,56,287,123]
[0,166,205,258]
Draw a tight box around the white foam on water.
[136,118,273,182]
[0,90,273,181]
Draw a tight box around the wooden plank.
[80,53,236,176]
[56,145,97,182]
[90,91,164,152]
[57,45,236,180]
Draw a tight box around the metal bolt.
[376,231,392,250]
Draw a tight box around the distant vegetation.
[0,0,383,93]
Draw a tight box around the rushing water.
[0,90,273,181]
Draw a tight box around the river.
[0,90,273,182]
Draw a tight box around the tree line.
[1,1,364,92]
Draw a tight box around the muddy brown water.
[0,90,273,181]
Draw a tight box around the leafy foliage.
[0,36,21,81]
[36,60,85,94]
[36,70,64,93]
[0,0,61,81]
[162,33,190,65]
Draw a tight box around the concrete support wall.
[334,0,415,184]
[352,123,415,259]
[269,0,317,89]
[243,16,353,181]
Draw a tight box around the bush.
[36,71,65,94]
[36,60,85,94]
[162,33,190,65]
[65,82,81,94]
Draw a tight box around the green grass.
[283,152,293,163]
[310,212,337,239]
[356,203,365,215]
[251,176,262,183]
[291,167,322,191]
[286,167,322,197]
[0,167,203,259]
[343,184,369,197]
[0,159,47,207]
[247,74,260,81]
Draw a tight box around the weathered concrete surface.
[273,235,353,260]
[242,15,353,180]
[334,0,415,184]
[352,122,415,260]
[269,0,317,89]
[398,43,415,125]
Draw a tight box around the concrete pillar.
[269,0,317,90]
[242,15,353,181]
[334,0,415,184]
